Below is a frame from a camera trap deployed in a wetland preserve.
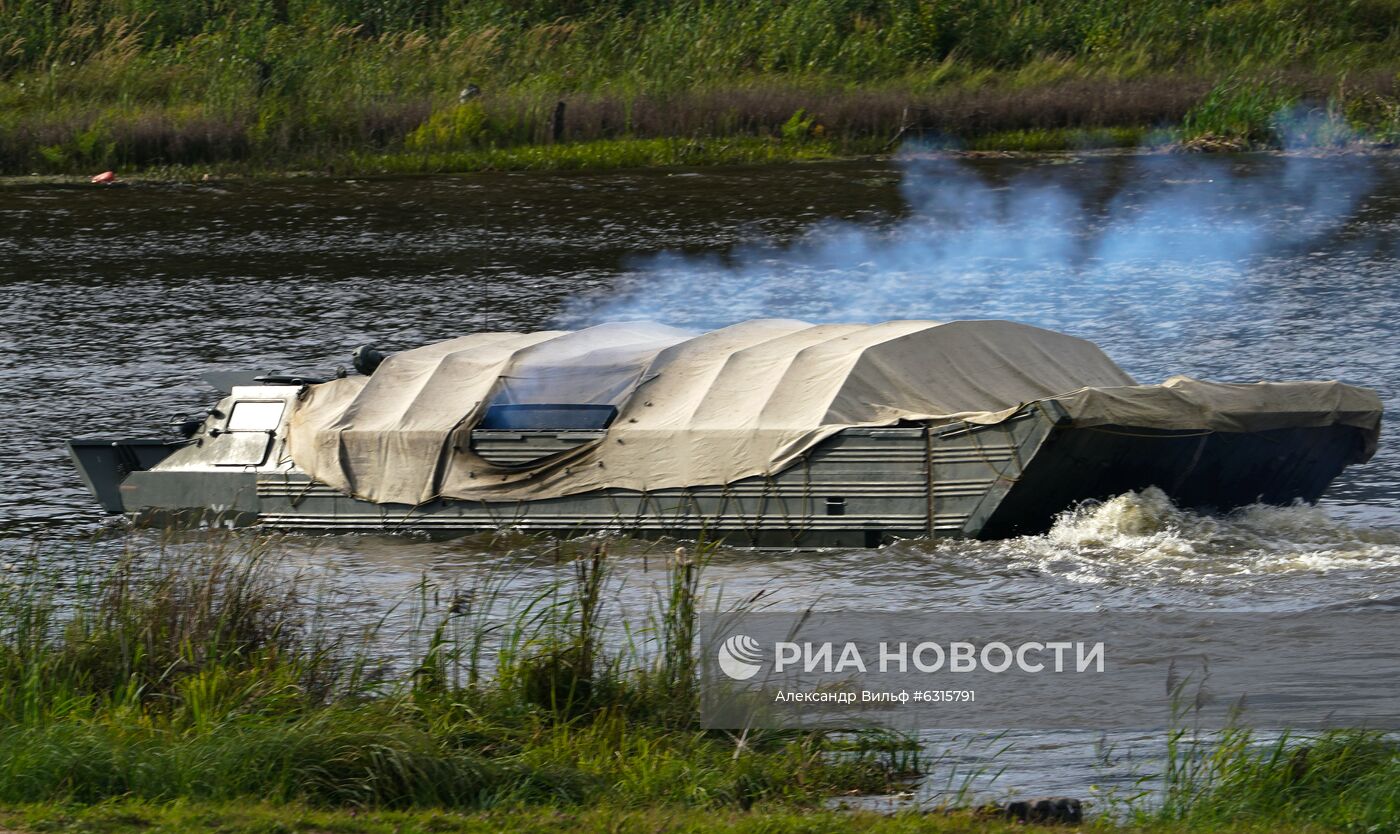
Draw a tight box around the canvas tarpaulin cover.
[286,319,1382,505]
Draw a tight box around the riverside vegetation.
[0,533,1398,833]
[0,536,914,831]
[3,1,1400,177]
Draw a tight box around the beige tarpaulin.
[1056,376,1382,454]
[285,319,1381,505]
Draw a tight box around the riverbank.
[2,535,1398,833]
[0,539,908,819]
[11,136,1400,187]
[0,135,878,182]
[5,80,1397,181]
[4,1,1400,176]
[0,797,1391,834]
[0,802,1047,834]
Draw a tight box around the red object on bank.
[91,171,116,184]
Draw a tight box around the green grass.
[1147,727,1400,831]
[340,135,878,175]
[0,536,904,811]
[3,534,1400,831]
[960,126,1150,153]
[0,136,876,182]
[0,800,1060,834]
[2,1,1399,175]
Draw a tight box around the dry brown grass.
[552,77,1212,143]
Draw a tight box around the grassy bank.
[0,802,1051,834]
[1,534,1399,832]
[3,1,1400,177]
[0,537,909,813]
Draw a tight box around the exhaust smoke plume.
[558,117,1378,380]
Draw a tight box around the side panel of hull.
[251,417,1058,547]
[124,470,261,525]
[112,415,1365,546]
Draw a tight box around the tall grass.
[5,1,1399,82]
[0,534,900,810]
[1154,726,1400,830]
[1,1,1399,173]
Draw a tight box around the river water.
[3,152,1400,807]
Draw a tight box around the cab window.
[227,401,285,432]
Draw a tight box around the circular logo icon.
[717,634,763,680]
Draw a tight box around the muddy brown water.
[4,153,1400,805]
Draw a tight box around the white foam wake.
[912,488,1400,588]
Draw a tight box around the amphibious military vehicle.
[69,320,1382,548]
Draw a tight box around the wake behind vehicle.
[69,319,1382,548]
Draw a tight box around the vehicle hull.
[71,396,1371,548]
